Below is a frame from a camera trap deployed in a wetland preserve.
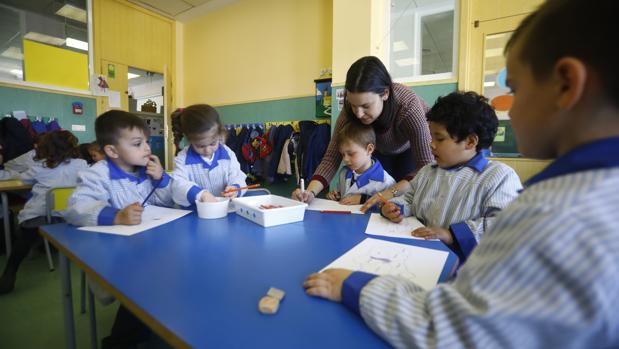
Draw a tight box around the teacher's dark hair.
[344,56,396,131]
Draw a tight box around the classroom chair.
[46,187,99,347]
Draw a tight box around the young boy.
[65,110,173,226]
[380,91,521,262]
[325,122,395,205]
[65,110,173,348]
[304,0,619,347]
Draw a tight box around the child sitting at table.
[381,91,522,262]
[0,133,46,180]
[65,110,174,348]
[79,141,106,165]
[322,122,395,205]
[65,110,173,227]
[170,104,247,207]
[0,130,88,294]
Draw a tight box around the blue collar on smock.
[107,159,148,183]
[525,136,619,187]
[185,143,230,170]
[345,159,385,188]
[433,149,490,173]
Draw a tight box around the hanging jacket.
[304,123,330,180]
[46,119,61,131]
[0,117,33,162]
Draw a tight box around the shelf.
[134,111,164,118]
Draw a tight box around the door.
[101,59,128,111]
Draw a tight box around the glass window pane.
[0,0,90,89]
[389,0,456,81]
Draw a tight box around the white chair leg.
[44,238,55,271]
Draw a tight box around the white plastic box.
[232,195,308,227]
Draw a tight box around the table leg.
[60,254,76,349]
[2,192,10,256]
[88,288,98,349]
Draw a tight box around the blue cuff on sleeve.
[449,222,478,263]
[342,271,378,315]
[156,173,170,188]
[187,185,202,204]
[97,206,119,226]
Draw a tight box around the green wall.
[215,96,316,125]
[0,85,97,143]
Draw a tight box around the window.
[0,0,91,91]
[388,0,458,82]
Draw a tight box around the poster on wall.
[335,88,345,115]
[315,78,332,118]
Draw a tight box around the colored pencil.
[223,183,260,194]
[320,210,352,214]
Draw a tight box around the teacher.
[293,56,433,208]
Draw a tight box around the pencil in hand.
[223,183,260,194]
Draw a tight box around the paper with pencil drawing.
[307,198,364,214]
[322,238,449,290]
[78,206,191,236]
[365,213,433,240]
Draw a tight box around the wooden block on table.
[258,296,280,314]
[267,287,285,301]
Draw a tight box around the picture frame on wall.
[314,78,332,118]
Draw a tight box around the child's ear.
[554,57,587,111]
[465,134,479,150]
[366,143,375,155]
[103,144,119,159]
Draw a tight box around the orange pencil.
[376,192,390,204]
[223,183,260,194]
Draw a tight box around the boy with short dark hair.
[65,110,173,226]
[324,122,395,205]
[304,1,619,347]
[382,91,521,261]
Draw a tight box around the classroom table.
[0,179,32,255]
[40,210,458,349]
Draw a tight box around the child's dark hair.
[79,142,102,164]
[505,0,618,106]
[34,130,80,168]
[95,110,149,147]
[335,121,376,149]
[426,91,498,151]
[171,104,225,151]
[344,56,396,130]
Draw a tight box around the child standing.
[65,110,173,226]
[0,130,88,294]
[381,91,522,262]
[170,104,247,206]
[304,122,395,205]
[304,1,619,347]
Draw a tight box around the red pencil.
[223,183,260,194]
[320,210,352,214]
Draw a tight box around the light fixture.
[24,32,65,46]
[1,47,23,60]
[392,41,409,52]
[128,73,140,79]
[66,37,88,51]
[395,58,417,67]
[484,81,496,87]
[55,4,87,23]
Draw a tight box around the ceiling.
[128,0,238,22]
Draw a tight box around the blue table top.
[41,210,457,348]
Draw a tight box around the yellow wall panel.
[472,0,542,23]
[332,0,372,85]
[182,0,332,106]
[96,0,172,74]
[23,40,89,91]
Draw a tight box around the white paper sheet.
[78,206,191,236]
[307,197,364,214]
[107,90,121,108]
[322,238,449,290]
[365,213,433,240]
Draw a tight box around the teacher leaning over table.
[292,56,433,209]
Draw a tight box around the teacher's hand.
[292,188,315,203]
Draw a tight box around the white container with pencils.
[233,195,307,227]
